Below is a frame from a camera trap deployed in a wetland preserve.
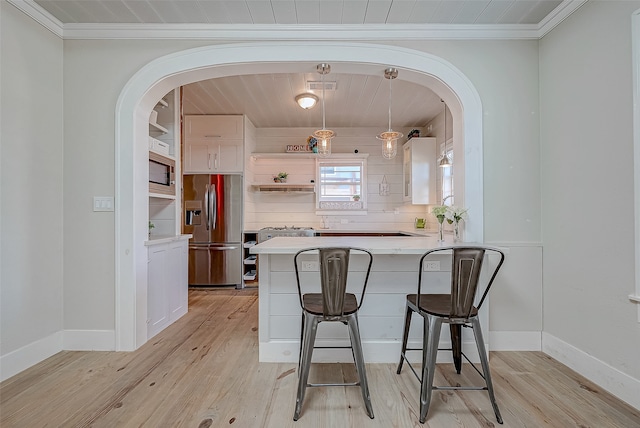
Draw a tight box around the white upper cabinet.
[183,115,244,173]
[184,115,244,140]
[184,139,243,173]
[403,137,437,204]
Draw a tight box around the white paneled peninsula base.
[250,236,494,364]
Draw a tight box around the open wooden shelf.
[252,183,315,193]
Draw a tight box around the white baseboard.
[490,331,542,351]
[63,329,115,351]
[0,332,63,382]
[0,329,117,382]
[543,332,640,410]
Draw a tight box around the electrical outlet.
[424,261,440,271]
[301,261,319,271]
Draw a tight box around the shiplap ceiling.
[182,71,444,128]
[20,0,581,128]
[33,0,563,25]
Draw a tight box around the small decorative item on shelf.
[445,205,468,243]
[408,129,420,140]
[352,194,361,201]
[148,221,155,238]
[431,205,447,242]
[273,172,288,183]
[307,136,318,153]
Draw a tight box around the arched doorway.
[115,42,484,350]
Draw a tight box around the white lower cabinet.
[147,239,188,339]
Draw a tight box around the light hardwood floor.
[2,288,639,427]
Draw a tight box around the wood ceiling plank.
[386,0,417,24]
[473,0,514,24]
[221,0,253,23]
[295,0,320,24]
[319,0,344,25]
[246,0,277,24]
[407,0,440,24]
[451,0,491,24]
[340,0,368,24]
[122,0,163,23]
[363,0,392,24]
[271,0,297,24]
[430,0,465,24]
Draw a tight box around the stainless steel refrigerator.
[183,174,243,288]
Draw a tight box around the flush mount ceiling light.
[313,63,335,157]
[377,67,403,160]
[295,93,318,109]
[439,99,452,168]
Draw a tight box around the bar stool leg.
[347,314,374,419]
[471,317,503,424]
[396,304,413,374]
[450,324,462,374]
[297,313,305,373]
[419,315,442,424]
[294,312,319,421]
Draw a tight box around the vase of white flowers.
[445,206,468,242]
[431,205,447,242]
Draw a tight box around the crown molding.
[537,0,589,38]
[60,23,541,40]
[8,0,63,38]
[9,0,585,41]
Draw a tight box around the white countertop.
[145,234,192,246]
[249,235,470,255]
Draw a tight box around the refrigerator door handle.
[211,183,218,230]
[204,185,210,231]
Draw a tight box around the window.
[316,157,367,212]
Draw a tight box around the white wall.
[540,0,640,406]
[0,2,64,379]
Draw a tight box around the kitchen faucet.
[442,195,454,205]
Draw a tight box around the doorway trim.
[115,42,484,350]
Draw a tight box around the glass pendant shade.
[314,63,334,157]
[314,129,334,157]
[379,131,401,159]
[439,153,451,167]
[378,67,402,160]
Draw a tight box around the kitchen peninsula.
[250,235,494,364]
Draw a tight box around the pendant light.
[313,63,334,157]
[439,100,452,168]
[377,67,403,160]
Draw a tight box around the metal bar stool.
[396,245,505,424]
[293,247,374,421]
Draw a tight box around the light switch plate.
[301,261,319,271]
[93,196,114,212]
[424,261,440,271]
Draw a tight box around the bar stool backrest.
[294,247,373,321]
[319,248,350,319]
[417,246,505,319]
[451,247,486,318]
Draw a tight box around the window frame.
[315,156,368,214]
